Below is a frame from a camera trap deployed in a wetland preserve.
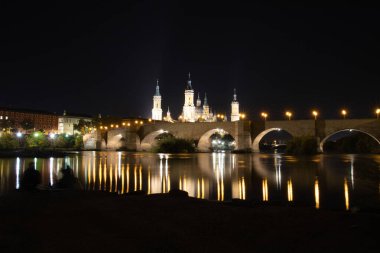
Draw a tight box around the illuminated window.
[5,116,8,120]
[0,116,2,119]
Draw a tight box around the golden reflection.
[198,178,202,198]
[121,164,125,194]
[344,178,350,211]
[201,178,205,199]
[315,178,320,209]
[126,164,130,193]
[114,161,118,192]
[99,157,103,190]
[92,155,96,190]
[109,163,113,192]
[134,164,137,191]
[148,169,151,194]
[139,165,142,191]
[287,179,293,202]
[262,178,268,201]
[238,177,246,200]
[167,174,170,192]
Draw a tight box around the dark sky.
[1,1,379,120]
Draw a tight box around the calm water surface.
[1,151,379,211]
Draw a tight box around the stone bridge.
[251,119,380,152]
[84,118,380,152]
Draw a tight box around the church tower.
[152,79,163,120]
[230,88,240,122]
[182,72,196,122]
[202,93,210,119]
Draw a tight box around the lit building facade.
[0,107,59,133]
[58,110,93,134]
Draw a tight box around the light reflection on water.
[0,152,379,211]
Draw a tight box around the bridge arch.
[252,128,293,152]
[319,129,380,152]
[140,129,172,151]
[197,128,236,152]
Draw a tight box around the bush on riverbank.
[0,133,19,149]
[0,132,84,150]
[286,136,318,155]
[153,136,195,153]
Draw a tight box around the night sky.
[1,1,379,120]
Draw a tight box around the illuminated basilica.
[152,73,239,123]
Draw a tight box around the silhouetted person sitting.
[57,165,78,189]
[20,162,42,191]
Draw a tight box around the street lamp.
[239,113,246,120]
[312,110,318,120]
[376,108,380,119]
[341,109,347,119]
[285,111,292,120]
[261,112,268,121]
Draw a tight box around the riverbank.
[0,190,379,253]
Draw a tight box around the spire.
[203,92,208,106]
[155,79,161,96]
[167,106,170,113]
[186,72,192,90]
[233,88,237,101]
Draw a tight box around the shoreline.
[1,189,379,252]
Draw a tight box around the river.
[1,151,379,211]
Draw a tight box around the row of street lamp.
[259,108,380,121]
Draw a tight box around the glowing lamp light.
[376,108,380,119]
[34,132,39,137]
[49,133,56,139]
[16,132,22,138]
[261,112,268,121]
[341,109,347,119]
[285,111,292,120]
[312,110,318,120]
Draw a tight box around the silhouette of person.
[57,165,78,189]
[20,162,42,191]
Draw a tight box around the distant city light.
[49,133,56,139]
